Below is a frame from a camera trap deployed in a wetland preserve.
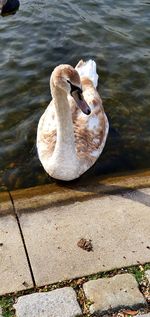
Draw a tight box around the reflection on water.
[0,0,150,191]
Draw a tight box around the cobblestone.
[145,270,150,284]
[14,287,82,317]
[83,273,146,315]
[137,314,150,317]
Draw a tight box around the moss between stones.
[0,263,150,317]
[0,297,15,317]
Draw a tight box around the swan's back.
[69,77,108,166]
[72,59,109,166]
[75,59,98,88]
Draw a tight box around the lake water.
[0,0,150,191]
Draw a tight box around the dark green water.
[0,0,150,191]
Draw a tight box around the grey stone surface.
[14,287,82,317]
[0,214,33,295]
[145,270,150,283]
[17,191,150,286]
[137,314,150,317]
[0,307,2,317]
[83,273,146,314]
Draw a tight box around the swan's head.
[1,0,20,16]
[51,64,91,115]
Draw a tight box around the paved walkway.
[0,171,150,316]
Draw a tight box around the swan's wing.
[71,78,109,166]
[75,59,98,88]
[37,101,57,164]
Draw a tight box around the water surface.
[0,0,150,191]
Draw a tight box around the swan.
[37,60,109,181]
[0,0,20,16]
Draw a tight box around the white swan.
[37,60,109,181]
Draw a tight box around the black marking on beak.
[67,80,82,95]
[77,90,82,100]
[86,108,91,115]
[67,80,91,115]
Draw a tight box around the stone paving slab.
[14,287,82,317]
[145,270,150,283]
[15,188,150,286]
[83,273,146,314]
[0,214,33,295]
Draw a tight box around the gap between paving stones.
[7,190,36,288]
[0,263,150,317]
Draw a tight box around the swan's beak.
[72,90,91,115]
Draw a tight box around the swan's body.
[37,60,109,181]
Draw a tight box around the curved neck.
[52,85,77,164]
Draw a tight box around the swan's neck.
[51,86,79,179]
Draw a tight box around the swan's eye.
[67,80,82,96]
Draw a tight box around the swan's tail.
[75,59,98,88]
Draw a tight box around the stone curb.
[13,287,82,317]
[12,272,149,317]
[0,191,13,216]
[10,170,150,213]
[1,271,150,317]
[83,273,146,315]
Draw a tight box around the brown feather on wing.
[71,77,107,165]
